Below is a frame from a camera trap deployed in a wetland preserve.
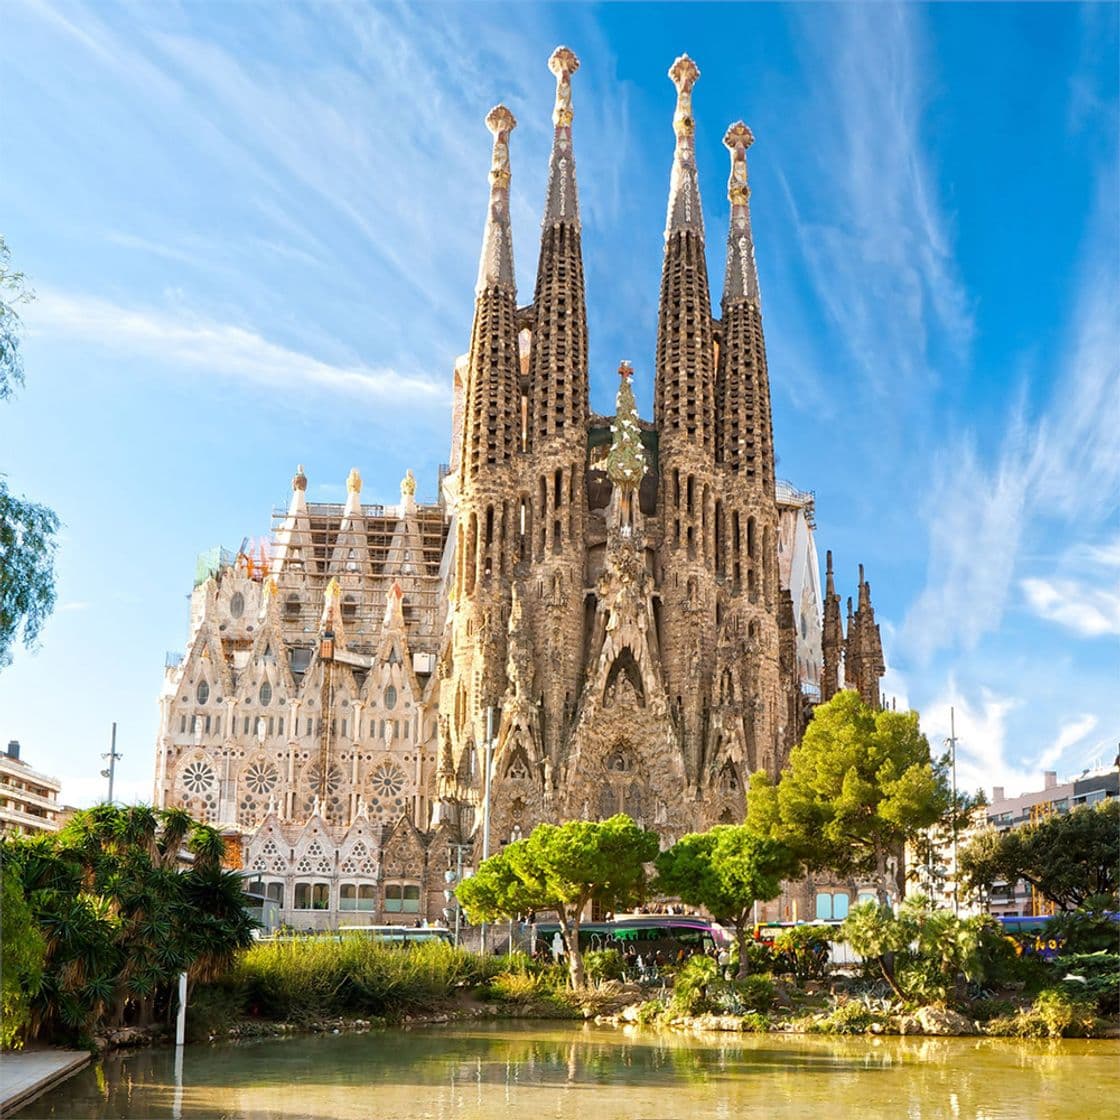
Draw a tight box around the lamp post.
[445,842,473,947]
[100,722,121,804]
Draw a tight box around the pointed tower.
[821,550,843,702]
[460,104,521,484]
[850,566,885,709]
[527,46,588,451]
[655,55,716,457]
[652,55,721,786]
[522,47,592,770]
[715,122,774,492]
[442,105,522,836]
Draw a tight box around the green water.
[21,1022,1120,1120]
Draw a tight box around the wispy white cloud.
[1021,577,1120,638]
[900,417,1032,659]
[28,288,447,405]
[1037,714,1098,771]
[901,160,1119,662]
[920,679,1027,798]
[59,601,92,612]
[786,6,973,399]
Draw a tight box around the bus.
[533,916,730,958]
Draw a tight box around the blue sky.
[1,1,1117,807]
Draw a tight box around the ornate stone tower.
[440,104,522,824]
[653,56,721,789]
[521,47,589,769]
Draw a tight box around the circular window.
[259,681,273,706]
[369,762,405,798]
[196,681,210,705]
[230,591,245,619]
[245,760,279,795]
[384,685,398,710]
[182,760,215,795]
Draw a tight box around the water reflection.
[23,1022,1120,1120]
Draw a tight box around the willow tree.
[457,814,659,988]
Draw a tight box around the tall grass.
[222,937,504,1023]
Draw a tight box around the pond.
[21,1022,1120,1120]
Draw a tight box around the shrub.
[739,940,777,975]
[585,949,626,983]
[711,974,776,1015]
[773,925,832,982]
[807,999,876,1035]
[670,955,718,1016]
[1050,952,1120,1015]
[636,998,667,1026]
[739,1011,770,1032]
[986,989,1100,1038]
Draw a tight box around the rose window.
[369,762,405,799]
[245,761,279,796]
[181,761,215,795]
[306,763,343,796]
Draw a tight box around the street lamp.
[100,722,122,804]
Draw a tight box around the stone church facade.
[153,49,883,929]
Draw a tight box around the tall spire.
[462,105,522,481]
[821,549,843,701]
[715,121,773,488]
[528,46,588,450]
[721,121,760,307]
[655,53,715,453]
[665,54,704,240]
[543,46,580,229]
[475,105,517,294]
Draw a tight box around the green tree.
[1,804,257,1045]
[655,825,797,978]
[1,234,59,669]
[457,815,659,989]
[747,690,949,902]
[0,857,47,1049]
[959,800,1118,912]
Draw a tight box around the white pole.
[175,971,188,1046]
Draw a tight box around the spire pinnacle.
[543,47,581,228]
[665,54,704,240]
[722,120,760,306]
[825,549,835,595]
[476,105,517,293]
[606,361,646,490]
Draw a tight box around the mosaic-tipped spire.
[722,121,760,306]
[543,46,580,228]
[655,54,715,453]
[476,105,517,294]
[528,47,589,451]
[665,54,704,240]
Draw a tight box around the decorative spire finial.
[722,120,760,307]
[292,464,307,492]
[542,48,581,229]
[476,105,518,293]
[665,54,704,240]
[401,468,416,498]
[346,468,362,495]
[549,46,579,126]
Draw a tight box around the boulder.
[914,1006,975,1036]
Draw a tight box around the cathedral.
[153,49,884,929]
